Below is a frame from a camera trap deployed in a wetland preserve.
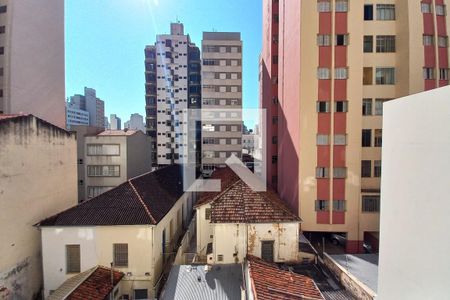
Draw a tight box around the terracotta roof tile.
[38,165,184,226]
[247,256,324,300]
[195,167,240,207]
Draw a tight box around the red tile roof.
[195,167,240,207]
[38,165,185,226]
[67,266,123,300]
[247,256,324,300]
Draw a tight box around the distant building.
[242,133,255,155]
[110,114,121,130]
[104,116,110,129]
[66,102,90,129]
[144,22,201,167]
[125,113,145,132]
[195,168,308,265]
[69,87,105,128]
[84,130,152,199]
[38,165,197,299]
[0,1,66,128]
[47,266,123,300]
[378,87,450,300]
[0,114,77,299]
[201,32,243,171]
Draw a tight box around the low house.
[38,165,196,299]
[245,255,324,300]
[47,266,123,300]
[195,167,303,264]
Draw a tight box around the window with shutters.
[421,2,432,13]
[334,134,347,145]
[438,36,448,47]
[361,160,372,178]
[317,101,330,113]
[335,101,348,112]
[113,244,128,267]
[317,34,331,46]
[336,34,349,46]
[317,0,331,12]
[335,0,348,12]
[362,196,380,212]
[333,167,347,178]
[317,135,329,145]
[335,67,348,79]
[423,68,435,80]
[333,200,346,212]
[440,68,449,80]
[316,167,329,178]
[205,208,211,220]
[423,35,434,46]
[66,245,80,273]
[318,68,331,79]
[435,4,446,16]
[315,200,329,211]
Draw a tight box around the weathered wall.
[196,204,213,256]
[0,116,77,299]
[126,132,152,178]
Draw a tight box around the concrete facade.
[125,113,145,133]
[69,87,105,129]
[0,0,66,128]
[378,86,450,300]
[0,115,77,299]
[84,130,152,200]
[262,0,450,252]
[110,114,121,130]
[66,103,90,129]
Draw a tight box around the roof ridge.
[128,179,157,225]
[209,179,243,206]
[258,189,300,221]
[64,266,98,298]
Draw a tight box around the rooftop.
[247,255,324,300]
[160,264,243,300]
[48,266,123,300]
[38,165,184,226]
[96,129,139,136]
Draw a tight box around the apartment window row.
[364,4,395,21]
[87,144,120,156]
[361,160,382,178]
[316,167,347,178]
[203,72,242,80]
[317,34,349,46]
[203,150,242,159]
[203,137,242,145]
[423,68,449,80]
[317,101,348,113]
[87,165,120,177]
[423,35,449,47]
[362,129,382,147]
[364,35,396,53]
[316,134,347,146]
[317,0,348,12]
[362,98,390,116]
[203,59,242,66]
[202,98,241,106]
[363,67,395,85]
[202,45,242,53]
[362,195,380,212]
[202,124,241,132]
[203,85,242,93]
[87,186,114,198]
[315,200,346,212]
[202,111,241,119]
[317,67,348,79]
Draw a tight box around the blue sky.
[65,0,262,123]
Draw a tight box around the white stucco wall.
[196,204,213,255]
[378,86,450,300]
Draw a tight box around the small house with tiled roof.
[38,165,197,299]
[195,167,307,264]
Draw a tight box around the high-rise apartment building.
[261,0,450,252]
[201,32,243,171]
[66,102,90,129]
[68,87,105,128]
[0,0,65,128]
[125,113,145,132]
[110,113,121,130]
[144,23,201,167]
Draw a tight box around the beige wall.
[0,0,65,128]
[0,116,77,299]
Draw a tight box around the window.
[87,186,114,198]
[317,68,331,79]
[364,36,373,52]
[362,99,373,116]
[435,4,446,16]
[423,68,435,80]
[421,2,432,13]
[0,47,4,55]
[440,68,449,80]
[317,34,331,46]
[438,36,448,47]
[87,144,120,155]
[423,35,434,46]
[272,155,278,164]
[364,4,374,20]
[0,6,6,13]
[334,134,347,145]
[374,129,382,147]
[361,160,372,177]
[335,101,348,112]
[316,167,329,178]
[374,160,382,177]
[0,26,5,34]
[335,68,348,79]
[377,4,395,20]
[317,134,329,145]
[376,36,396,52]
[375,99,387,115]
[362,196,380,212]
[317,101,330,113]
[113,244,128,267]
[363,67,373,85]
[273,55,278,64]
[272,136,277,144]
[134,289,148,300]
[362,129,372,147]
[317,0,331,12]
[336,34,349,46]
[66,245,80,273]
[315,200,329,211]
[333,200,346,212]
[87,165,120,177]
[376,68,395,84]
[333,167,347,178]
[335,0,348,12]
[217,254,224,262]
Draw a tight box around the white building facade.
[66,103,89,129]
[68,87,105,128]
